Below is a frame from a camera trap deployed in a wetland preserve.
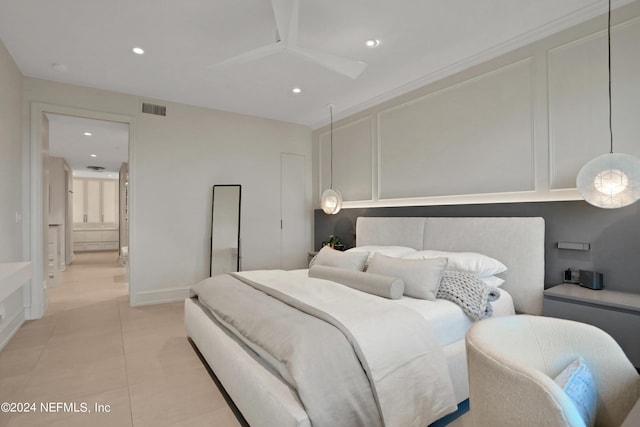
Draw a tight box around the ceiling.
[0,0,630,128]
[47,114,128,179]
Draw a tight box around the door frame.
[28,103,136,318]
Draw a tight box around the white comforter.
[234,269,458,427]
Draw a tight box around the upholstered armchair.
[466,315,640,427]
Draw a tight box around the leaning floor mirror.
[210,185,241,276]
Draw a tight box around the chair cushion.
[554,357,597,427]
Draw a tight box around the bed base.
[185,297,469,427]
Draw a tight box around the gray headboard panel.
[356,217,426,250]
[356,217,545,315]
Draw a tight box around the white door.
[281,153,307,270]
[72,179,85,224]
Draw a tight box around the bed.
[185,216,545,427]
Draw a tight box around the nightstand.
[543,284,640,368]
[307,251,318,265]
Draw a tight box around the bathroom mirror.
[210,185,241,276]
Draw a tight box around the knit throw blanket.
[436,271,501,321]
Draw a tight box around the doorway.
[29,104,134,319]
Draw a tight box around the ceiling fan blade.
[289,47,367,79]
[271,0,298,45]
[207,43,282,69]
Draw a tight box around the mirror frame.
[210,184,242,276]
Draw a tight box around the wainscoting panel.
[319,116,373,202]
[377,59,535,199]
[548,17,640,190]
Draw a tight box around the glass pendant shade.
[321,188,342,214]
[576,153,640,209]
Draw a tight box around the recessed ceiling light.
[84,132,92,136]
[365,39,380,48]
[292,87,302,94]
[90,154,97,158]
[132,47,145,55]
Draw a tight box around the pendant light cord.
[608,0,613,154]
[329,104,334,189]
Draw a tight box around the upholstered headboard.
[356,217,545,315]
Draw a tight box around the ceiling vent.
[87,166,105,171]
[142,102,167,116]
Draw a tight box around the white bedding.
[396,288,515,347]
[288,269,515,348]
[232,269,458,427]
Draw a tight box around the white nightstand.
[543,284,640,368]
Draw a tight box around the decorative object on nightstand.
[576,0,640,209]
[563,268,580,284]
[320,104,343,215]
[578,270,604,290]
[322,234,345,251]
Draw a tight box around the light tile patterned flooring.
[0,251,241,427]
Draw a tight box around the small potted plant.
[323,234,345,251]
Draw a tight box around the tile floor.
[0,251,469,427]
[0,251,241,427]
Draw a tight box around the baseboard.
[131,287,192,307]
[0,309,26,351]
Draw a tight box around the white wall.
[0,37,23,261]
[0,37,26,346]
[22,78,312,306]
[312,2,640,209]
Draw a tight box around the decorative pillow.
[308,265,405,300]
[554,357,597,427]
[367,253,447,300]
[480,276,505,288]
[437,271,501,320]
[346,245,417,268]
[403,250,507,277]
[309,246,369,271]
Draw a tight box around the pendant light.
[576,0,640,209]
[320,104,343,214]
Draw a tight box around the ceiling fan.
[208,0,367,79]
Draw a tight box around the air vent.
[87,166,105,171]
[142,102,167,116]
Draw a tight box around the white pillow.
[404,250,507,277]
[480,276,505,287]
[366,253,447,300]
[554,357,597,427]
[309,246,369,271]
[346,245,417,267]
